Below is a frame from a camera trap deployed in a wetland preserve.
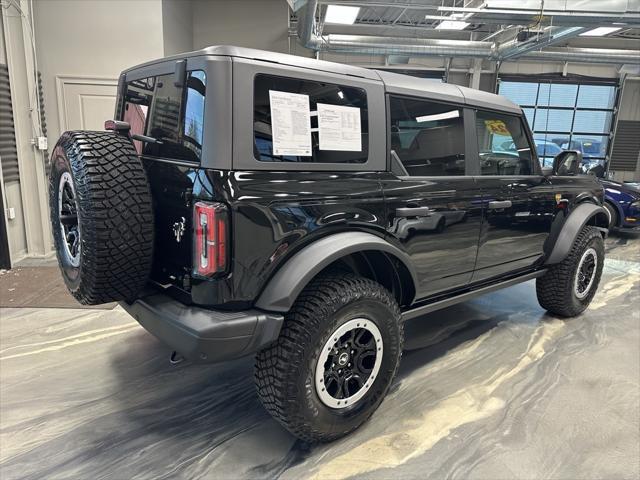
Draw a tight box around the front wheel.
[536,226,605,317]
[255,273,403,442]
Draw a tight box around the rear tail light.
[193,201,228,277]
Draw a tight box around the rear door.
[471,110,557,282]
[119,69,208,287]
[381,96,483,299]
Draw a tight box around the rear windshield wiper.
[131,133,163,145]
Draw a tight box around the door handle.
[488,200,512,210]
[396,206,432,217]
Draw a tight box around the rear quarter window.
[253,74,369,164]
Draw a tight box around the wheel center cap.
[338,352,349,366]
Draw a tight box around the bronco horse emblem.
[173,217,186,243]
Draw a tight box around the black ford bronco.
[50,46,608,442]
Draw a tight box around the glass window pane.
[475,111,533,175]
[532,134,563,157]
[573,110,613,134]
[389,97,465,176]
[522,108,535,129]
[577,85,616,109]
[124,71,207,162]
[533,108,573,132]
[499,81,538,106]
[183,71,206,158]
[540,156,555,167]
[537,83,578,107]
[253,74,368,163]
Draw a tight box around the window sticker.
[268,90,312,156]
[317,103,362,151]
[484,119,510,136]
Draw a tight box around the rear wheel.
[49,131,154,304]
[255,273,403,442]
[536,226,604,317]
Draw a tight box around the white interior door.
[56,76,118,132]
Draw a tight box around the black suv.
[49,46,609,442]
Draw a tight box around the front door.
[471,110,556,282]
[382,96,483,300]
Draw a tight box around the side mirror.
[553,150,583,176]
[541,165,554,177]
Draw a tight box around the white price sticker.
[317,103,362,152]
[269,90,312,156]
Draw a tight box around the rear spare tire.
[49,131,154,304]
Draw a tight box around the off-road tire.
[49,131,154,304]
[536,226,604,317]
[255,273,403,442]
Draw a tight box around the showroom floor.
[1,233,638,480]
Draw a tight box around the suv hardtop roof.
[123,45,521,115]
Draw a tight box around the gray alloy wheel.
[574,247,598,299]
[314,318,384,409]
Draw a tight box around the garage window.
[253,74,368,163]
[122,70,206,162]
[499,78,617,167]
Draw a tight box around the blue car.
[601,180,640,230]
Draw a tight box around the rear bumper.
[120,294,283,363]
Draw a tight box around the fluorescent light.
[416,110,460,123]
[325,5,360,25]
[580,27,622,37]
[436,20,470,30]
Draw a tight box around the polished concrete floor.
[1,233,638,480]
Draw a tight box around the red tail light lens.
[193,202,228,277]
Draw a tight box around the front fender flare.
[255,231,418,312]
[545,203,608,265]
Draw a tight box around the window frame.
[385,93,478,179]
[126,69,206,163]
[232,57,386,172]
[469,107,541,177]
[120,56,233,170]
[252,73,370,165]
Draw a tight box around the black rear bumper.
[120,294,283,363]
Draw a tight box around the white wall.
[33,0,165,143]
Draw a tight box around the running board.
[401,270,547,321]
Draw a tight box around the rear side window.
[122,70,206,162]
[475,111,533,175]
[253,74,368,163]
[389,96,466,176]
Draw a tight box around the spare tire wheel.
[49,131,154,304]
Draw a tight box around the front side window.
[253,74,368,163]
[475,111,534,175]
[122,70,206,161]
[389,96,466,176]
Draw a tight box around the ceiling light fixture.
[579,27,622,36]
[434,14,470,31]
[325,5,360,25]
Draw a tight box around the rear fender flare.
[255,231,418,312]
[544,202,608,265]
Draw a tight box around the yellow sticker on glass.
[484,120,510,136]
